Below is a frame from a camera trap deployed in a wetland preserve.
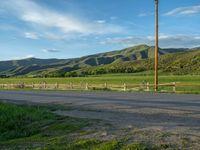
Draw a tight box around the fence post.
[32,82,34,89]
[104,82,107,89]
[44,82,46,89]
[70,82,73,89]
[22,82,25,88]
[40,82,42,89]
[124,83,127,91]
[85,83,89,90]
[55,82,59,89]
[146,82,150,92]
[173,82,176,93]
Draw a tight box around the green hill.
[0,44,197,77]
[80,49,200,76]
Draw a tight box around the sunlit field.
[0,75,199,94]
[0,75,199,84]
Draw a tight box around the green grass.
[43,139,149,150]
[0,75,199,93]
[122,143,148,150]
[0,102,88,141]
[0,102,56,141]
[0,75,199,84]
[0,102,89,149]
[96,140,122,150]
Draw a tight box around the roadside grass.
[0,102,89,149]
[0,102,56,141]
[0,102,153,150]
[34,139,150,150]
[36,139,150,150]
[122,143,148,150]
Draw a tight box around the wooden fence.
[0,82,199,93]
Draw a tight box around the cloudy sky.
[0,0,200,60]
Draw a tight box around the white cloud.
[42,49,60,53]
[165,5,200,16]
[12,54,34,60]
[100,36,145,47]
[194,36,200,40]
[24,32,39,40]
[96,20,106,24]
[100,36,137,45]
[101,34,200,48]
[25,54,34,58]
[2,0,124,37]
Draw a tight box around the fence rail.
[0,82,199,93]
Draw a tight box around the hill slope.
[0,44,195,77]
[80,49,200,75]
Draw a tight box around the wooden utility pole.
[154,0,159,91]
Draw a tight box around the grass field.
[0,74,199,93]
[0,75,199,84]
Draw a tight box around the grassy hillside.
[0,44,192,77]
[78,49,200,76]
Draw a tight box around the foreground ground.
[0,90,200,149]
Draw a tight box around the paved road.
[0,90,200,132]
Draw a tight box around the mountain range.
[0,44,199,77]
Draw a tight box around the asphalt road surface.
[0,90,200,133]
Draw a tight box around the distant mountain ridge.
[0,44,197,77]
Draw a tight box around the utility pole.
[154,0,159,91]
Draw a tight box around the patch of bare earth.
[54,103,200,149]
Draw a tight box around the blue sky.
[0,0,200,60]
